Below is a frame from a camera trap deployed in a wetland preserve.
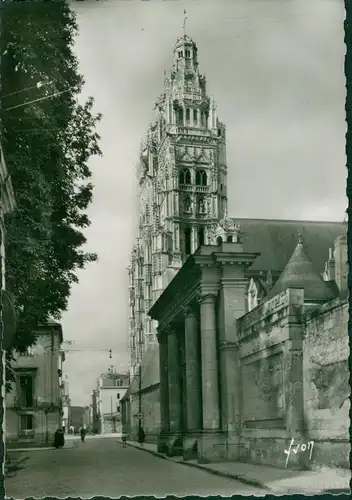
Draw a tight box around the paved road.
[5,438,266,498]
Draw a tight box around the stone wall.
[6,408,60,449]
[126,343,160,443]
[303,298,349,468]
[234,290,349,469]
[236,290,293,467]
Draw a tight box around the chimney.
[333,235,348,294]
[324,247,336,281]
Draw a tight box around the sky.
[61,0,346,406]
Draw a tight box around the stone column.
[158,329,169,433]
[184,307,202,431]
[168,326,182,433]
[199,293,220,430]
[157,328,170,452]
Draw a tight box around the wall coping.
[303,295,348,322]
[238,288,304,336]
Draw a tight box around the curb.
[117,440,270,491]
[7,442,78,452]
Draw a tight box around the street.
[5,437,266,498]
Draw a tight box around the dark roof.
[233,218,345,273]
[267,240,336,302]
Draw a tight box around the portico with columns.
[150,239,258,462]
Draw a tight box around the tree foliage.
[1,2,102,387]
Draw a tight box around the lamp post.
[138,363,142,433]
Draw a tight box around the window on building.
[185,50,190,57]
[186,108,190,124]
[195,169,207,186]
[117,394,120,399]
[184,228,191,255]
[179,168,191,185]
[178,51,183,58]
[19,414,34,435]
[227,235,233,242]
[193,109,198,125]
[18,375,34,408]
[198,228,205,246]
[177,108,184,126]
[216,236,223,246]
[117,405,121,413]
[218,128,222,137]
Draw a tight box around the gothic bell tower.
[128,32,228,374]
[158,34,228,279]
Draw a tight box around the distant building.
[6,321,64,448]
[69,406,85,432]
[60,379,70,434]
[83,405,92,432]
[96,369,129,434]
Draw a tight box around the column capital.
[197,290,218,304]
[157,324,173,342]
[182,305,196,318]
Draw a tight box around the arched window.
[227,235,233,242]
[177,108,184,126]
[186,108,190,124]
[179,168,191,185]
[216,236,222,246]
[193,109,198,125]
[195,169,207,186]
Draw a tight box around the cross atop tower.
[183,9,187,37]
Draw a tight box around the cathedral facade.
[128,35,230,377]
[124,35,348,469]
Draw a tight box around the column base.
[165,433,183,457]
[197,430,227,464]
[157,432,169,454]
[183,435,198,461]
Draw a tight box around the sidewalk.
[7,439,78,453]
[118,440,351,495]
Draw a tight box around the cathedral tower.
[128,34,228,376]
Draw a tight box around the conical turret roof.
[267,238,335,302]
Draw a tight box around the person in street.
[138,427,145,446]
[80,426,86,442]
[122,432,127,448]
[54,428,65,449]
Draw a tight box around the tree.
[1,2,102,389]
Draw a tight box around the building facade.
[96,370,129,434]
[6,321,64,448]
[128,34,228,378]
[148,231,348,468]
[123,33,348,469]
[1,140,16,350]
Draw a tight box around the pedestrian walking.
[80,427,86,442]
[122,432,127,448]
[138,427,145,447]
[54,428,65,449]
